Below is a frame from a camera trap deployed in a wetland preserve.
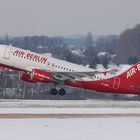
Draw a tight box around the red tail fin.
[118,62,140,84]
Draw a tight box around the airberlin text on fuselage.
[13,50,48,64]
[127,64,140,79]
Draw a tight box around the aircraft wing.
[49,71,100,82]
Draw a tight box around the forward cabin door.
[3,47,11,59]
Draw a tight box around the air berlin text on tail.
[127,64,140,79]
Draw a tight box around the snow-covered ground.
[0,108,140,115]
[0,99,140,108]
[0,100,140,140]
[0,100,140,116]
[0,118,140,140]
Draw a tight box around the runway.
[0,100,140,140]
[0,99,140,118]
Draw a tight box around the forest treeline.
[1,24,140,66]
[117,24,140,64]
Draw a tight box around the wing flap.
[51,71,100,82]
[32,68,100,82]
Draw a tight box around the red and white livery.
[0,44,139,95]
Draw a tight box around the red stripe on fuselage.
[0,63,27,72]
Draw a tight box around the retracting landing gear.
[58,88,66,96]
[50,88,57,95]
[50,88,66,96]
[0,72,3,78]
[0,67,5,78]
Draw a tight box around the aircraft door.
[113,78,120,89]
[3,47,11,59]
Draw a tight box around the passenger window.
[51,63,55,69]
[47,62,50,68]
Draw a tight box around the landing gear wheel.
[58,88,66,96]
[0,72,3,78]
[50,88,58,95]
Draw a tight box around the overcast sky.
[0,0,140,36]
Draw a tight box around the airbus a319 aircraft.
[0,44,140,95]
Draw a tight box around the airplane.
[0,44,139,95]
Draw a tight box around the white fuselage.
[0,45,95,73]
[0,44,129,81]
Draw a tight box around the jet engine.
[21,73,35,83]
[21,69,52,83]
[31,69,52,83]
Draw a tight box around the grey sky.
[0,0,140,36]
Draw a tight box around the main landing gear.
[0,67,5,78]
[50,88,66,96]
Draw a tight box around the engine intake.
[21,73,35,83]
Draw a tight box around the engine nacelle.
[21,73,36,83]
[21,69,52,83]
[31,69,52,83]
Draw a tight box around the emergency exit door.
[113,78,120,89]
[3,47,11,59]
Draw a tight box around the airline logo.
[127,64,140,79]
[13,50,48,64]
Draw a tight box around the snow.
[42,53,52,56]
[1,99,140,115]
[1,99,140,107]
[0,118,140,140]
[97,51,108,56]
[1,99,140,108]
[71,49,84,56]
[0,100,139,140]
[0,107,140,115]
[96,64,131,72]
[37,46,44,49]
